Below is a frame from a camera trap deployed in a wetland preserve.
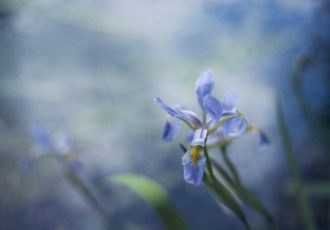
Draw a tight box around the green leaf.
[203,173,251,230]
[110,174,187,230]
[212,161,273,224]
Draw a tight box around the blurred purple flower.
[20,124,83,172]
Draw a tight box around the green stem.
[220,146,241,185]
[204,144,215,181]
[277,101,316,230]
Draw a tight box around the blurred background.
[0,0,329,229]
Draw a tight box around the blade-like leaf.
[110,174,187,230]
[203,173,251,230]
[212,161,273,223]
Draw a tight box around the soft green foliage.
[212,160,273,224]
[111,174,187,230]
[203,172,251,230]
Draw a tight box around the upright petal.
[191,128,208,146]
[162,120,180,142]
[195,70,214,109]
[182,152,206,185]
[222,92,238,113]
[203,95,223,120]
[222,117,247,137]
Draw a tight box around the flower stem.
[220,146,241,185]
[204,138,215,181]
[277,101,316,230]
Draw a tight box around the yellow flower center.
[191,145,202,165]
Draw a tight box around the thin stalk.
[204,143,215,181]
[54,156,113,229]
[277,101,316,230]
[220,146,241,185]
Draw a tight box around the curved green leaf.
[110,174,187,230]
[203,173,251,230]
[212,161,273,224]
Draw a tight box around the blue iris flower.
[154,70,248,185]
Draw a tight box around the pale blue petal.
[191,128,208,146]
[162,120,180,142]
[184,131,194,144]
[203,95,223,120]
[195,70,214,109]
[182,152,206,186]
[222,117,247,137]
[222,92,238,113]
[153,98,181,117]
[207,130,225,146]
[153,98,191,124]
[175,107,202,128]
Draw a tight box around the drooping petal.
[153,98,193,126]
[182,152,206,186]
[162,120,180,142]
[195,70,214,109]
[222,92,238,113]
[191,128,208,146]
[258,130,271,146]
[222,117,247,137]
[203,94,223,120]
[175,107,202,128]
[153,98,181,117]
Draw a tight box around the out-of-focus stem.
[277,101,316,230]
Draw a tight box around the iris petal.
[185,131,194,144]
[259,131,271,146]
[153,98,181,117]
[191,128,207,146]
[162,120,180,142]
[203,95,223,120]
[195,70,214,109]
[222,117,247,137]
[154,98,194,124]
[175,107,202,128]
[222,92,238,113]
[182,152,206,185]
